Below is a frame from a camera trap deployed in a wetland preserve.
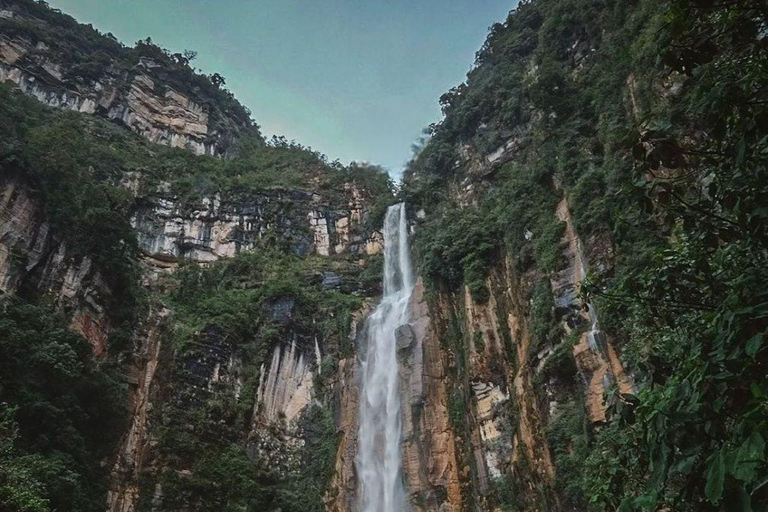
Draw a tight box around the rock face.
[132,188,382,268]
[460,266,557,510]
[254,341,315,426]
[107,308,169,512]
[375,198,635,512]
[326,307,369,512]
[328,281,465,512]
[0,19,249,155]
[329,248,588,512]
[398,280,463,512]
[0,172,111,354]
[1,167,383,508]
[550,198,633,423]
[245,339,318,476]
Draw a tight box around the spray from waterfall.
[357,203,412,512]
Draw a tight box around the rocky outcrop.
[108,73,212,155]
[107,307,169,512]
[0,173,111,353]
[326,356,360,512]
[0,172,50,293]
[398,280,463,512]
[550,198,633,422]
[328,281,464,512]
[245,338,318,476]
[471,381,509,479]
[462,267,557,509]
[0,28,247,155]
[254,340,315,427]
[132,188,383,267]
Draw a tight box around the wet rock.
[395,324,416,355]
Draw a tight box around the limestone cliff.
[0,1,252,155]
[0,172,112,354]
[2,0,754,509]
[132,187,382,270]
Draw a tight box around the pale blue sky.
[48,0,515,175]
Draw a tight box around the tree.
[210,72,226,88]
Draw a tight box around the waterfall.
[357,203,412,512]
[578,241,601,352]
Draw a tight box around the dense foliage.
[405,0,767,509]
[143,246,372,511]
[583,0,768,508]
[0,298,126,512]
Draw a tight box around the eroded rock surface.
[551,198,633,423]
[107,308,169,512]
[399,280,463,512]
[0,32,246,155]
[0,173,111,353]
[132,188,382,268]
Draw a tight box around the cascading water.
[578,242,602,352]
[357,203,413,512]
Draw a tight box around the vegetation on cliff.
[1,0,254,133]
[1,0,766,509]
[0,3,391,505]
[0,298,126,512]
[0,81,389,509]
[405,0,767,509]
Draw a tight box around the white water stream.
[357,203,412,512]
[578,243,601,352]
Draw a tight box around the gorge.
[0,0,766,511]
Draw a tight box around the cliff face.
[132,186,382,269]
[396,0,663,508]
[0,172,112,354]
[397,281,462,511]
[3,0,764,509]
[0,2,252,155]
[107,306,169,512]
[0,159,386,511]
[395,0,768,507]
[0,2,391,505]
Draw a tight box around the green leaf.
[669,452,698,477]
[732,432,765,482]
[745,333,762,357]
[632,491,658,509]
[737,486,753,512]
[735,137,746,165]
[705,450,725,504]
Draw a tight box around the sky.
[48,0,515,176]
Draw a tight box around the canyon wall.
[0,2,252,155]
[132,186,382,269]
[392,0,667,508]
[0,172,112,354]
[3,0,758,509]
